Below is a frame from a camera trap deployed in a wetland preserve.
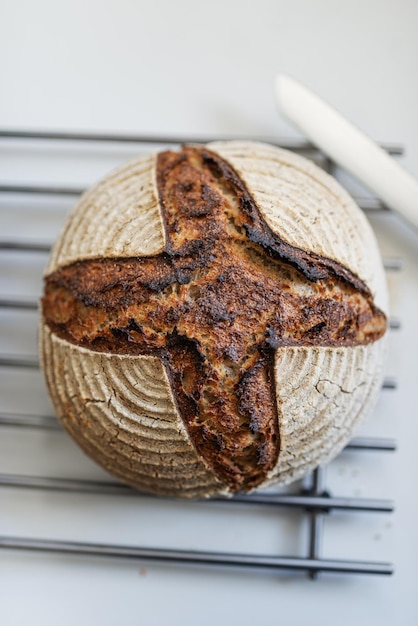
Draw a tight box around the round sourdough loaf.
[40,141,388,498]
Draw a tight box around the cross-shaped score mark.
[42,147,386,492]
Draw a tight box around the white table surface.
[0,2,417,625]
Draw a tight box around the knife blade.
[275,74,418,231]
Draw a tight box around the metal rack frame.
[0,129,399,578]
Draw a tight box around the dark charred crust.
[257,440,276,466]
[265,326,281,350]
[202,149,370,293]
[306,321,327,335]
[244,224,334,283]
[200,148,371,294]
[163,338,204,414]
[237,356,277,436]
[110,326,131,340]
[43,145,387,493]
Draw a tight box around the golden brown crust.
[42,146,387,492]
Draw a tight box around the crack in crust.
[42,146,387,492]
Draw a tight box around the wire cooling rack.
[0,129,400,578]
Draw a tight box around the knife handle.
[276,74,418,232]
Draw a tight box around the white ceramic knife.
[276,74,418,231]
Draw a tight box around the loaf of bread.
[40,141,387,498]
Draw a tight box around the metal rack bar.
[0,473,394,512]
[0,298,39,310]
[0,356,39,368]
[381,377,397,389]
[382,257,403,271]
[0,241,51,253]
[0,184,84,196]
[307,467,326,579]
[0,413,60,430]
[346,437,397,451]
[0,128,404,155]
[0,535,394,576]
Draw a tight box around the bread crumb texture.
[41,142,387,497]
